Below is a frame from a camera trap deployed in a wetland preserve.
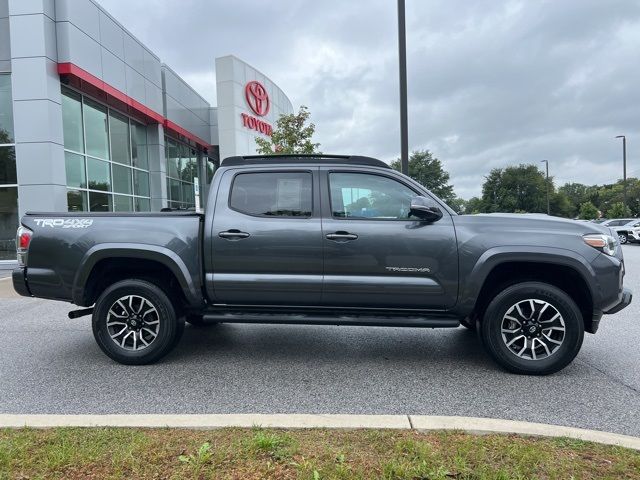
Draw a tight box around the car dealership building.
[0,0,293,260]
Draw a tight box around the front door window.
[329,172,416,220]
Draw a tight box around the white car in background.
[605,219,640,244]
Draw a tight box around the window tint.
[109,111,131,165]
[64,152,85,188]
[230,172,312,217]
[329,172,417,220]
[83,98,109,160]
[0,145,16,184]
[61,89,83,153]
[131,122,148,170]
[0,74,15,143]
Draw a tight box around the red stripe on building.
[57,62,210,149]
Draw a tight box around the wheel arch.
[459,247,598,333]
[73,244,202,309]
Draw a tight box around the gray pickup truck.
[12,154,632,374]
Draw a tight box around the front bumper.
[604,287,632,315]
[11,267,31,297]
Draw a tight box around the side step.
[202,312,460,328]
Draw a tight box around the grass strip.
[1,427,638,479]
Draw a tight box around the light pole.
[616,135,627,213]
[541,160,550,215]
[397,0,409,175]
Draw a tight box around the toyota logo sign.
[245,81,270,117]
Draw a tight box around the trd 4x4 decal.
[34,218,93,229]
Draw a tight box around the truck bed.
[18,212,203,306]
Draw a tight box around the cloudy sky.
[98,0,640,199]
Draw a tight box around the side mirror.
[409,196,443,222]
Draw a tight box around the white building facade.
[0,0,293,261]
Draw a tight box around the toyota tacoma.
[12,154,632,374]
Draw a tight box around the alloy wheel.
[106,295,160,351]
[500,299,565,361]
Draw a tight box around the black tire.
[185,314,219,327]
[92,279,184,365]
[619,233,628,245]
[480,282,584,375]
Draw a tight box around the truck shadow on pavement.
[166,323,499,371]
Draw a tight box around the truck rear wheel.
[480,282,584,375]
[92,279,184,365]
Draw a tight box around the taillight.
[16,226,32,266]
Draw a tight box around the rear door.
[320,167,458,310]
[209,167,323,305]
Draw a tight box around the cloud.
[98,0,640,199]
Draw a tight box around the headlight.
[583,234,617,256]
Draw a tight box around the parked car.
[597,218,634,227]
[610,219,640,245]
[12,154,632,375]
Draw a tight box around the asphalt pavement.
[1,248,639,436]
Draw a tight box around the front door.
[321,168,458,310]
[210,167,322,305]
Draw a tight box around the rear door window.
[229,171,312,218]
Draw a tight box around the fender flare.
[457,245,598,315]
[72,243,201,307]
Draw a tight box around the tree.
[607,201,630,219]
[578,201,599,220]
[255,105,320,155]
[390,150,457,204]
[465,196,483,214]
[559,182,591,217]
[477,164,552,214]
[550,191,574,218]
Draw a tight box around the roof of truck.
[221,154,391,169]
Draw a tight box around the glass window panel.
[181,158,197,183]
[179,144,188,180]
[0,75,14,143]
[206,159,215,184]
[329,173,417,219]
[166,139,180,178]
[61,88,84,153]
[0,146,16,185]
[83,98,109,160]
[182,181,194,206]
[0,186,18,260]
[133,170,149,197]
[64,152,86,188]
[114,194,133,212]
[87,157,111,191]
[230,172,313,217]
[109,110,130,165]
[178,145,196,183]
[112,163,132,195]
[89,191,112,212]
[131,122,148,170]
[135,197,150,212]
[67,189,87,212]
[169,178,182,203]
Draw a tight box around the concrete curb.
[409,416,640,450]
[0,414,638,450]
[0,414,409,430]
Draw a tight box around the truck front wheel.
[480,282,584,375]
[92,279,184,365]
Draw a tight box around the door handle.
[326,231,358,241]
[219,229,250,240]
